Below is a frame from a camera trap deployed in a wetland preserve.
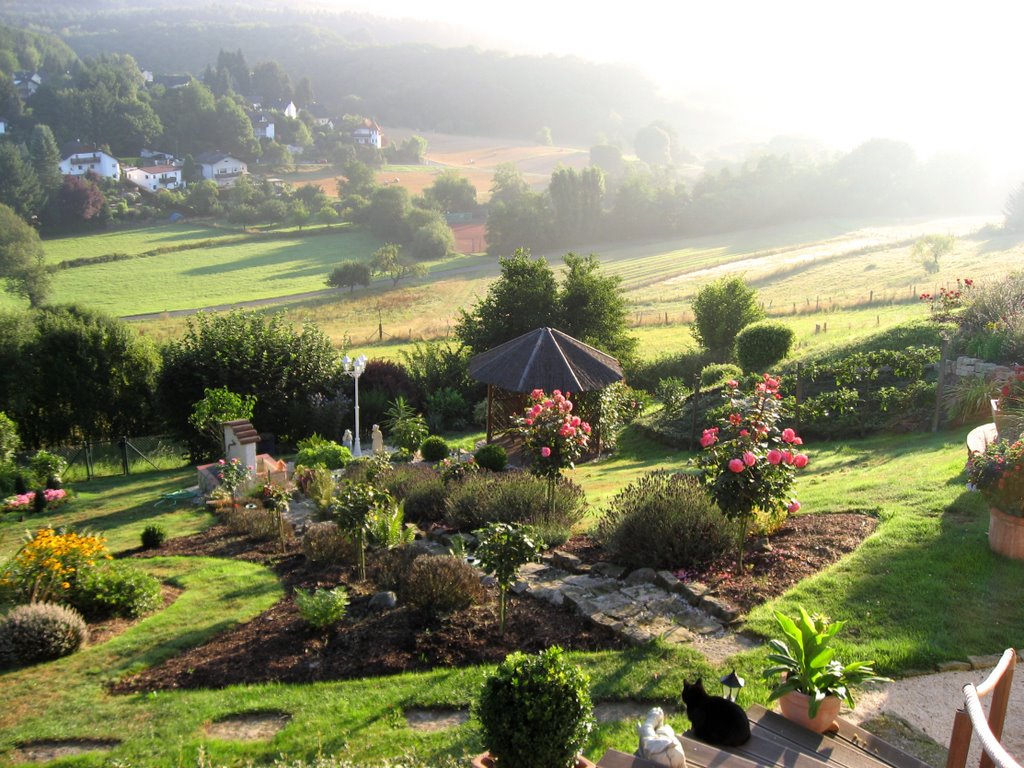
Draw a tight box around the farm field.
[40,223,229,265]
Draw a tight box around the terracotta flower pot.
[470,752,596,768]
[989,506,1024,560]
[777,690,842,733]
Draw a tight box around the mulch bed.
[113,513,876,692]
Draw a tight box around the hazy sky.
[331,0,1023,163]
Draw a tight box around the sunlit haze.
[329,0,1024,166]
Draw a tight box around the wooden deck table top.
[598,704,934,768]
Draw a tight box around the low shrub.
[474,444,508,472]
[403,554,484,616]
[0,602,88,668]
[381,464,440,500]
[419,435,450,462]
[367,500,415,549]
[445,472,586,546]
[0,527,109,604]
[295,434,352,470]
[401,480,449,525]
[700,363,743,388]
[596,471,733,570]
[140,524,167,550]
[29,450,67,487]
[296,465,336,514]
[624,349,712,394]
[67,561,162,619]
[424,387,469,432]
[222,505,289,542]
[476,646,593,768]
[294,586,349,629]
[302,521,356,565]
[735,321,796,373]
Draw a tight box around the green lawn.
[41,223,230,265]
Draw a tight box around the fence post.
[119,436,130,476]
[84,439,93,481]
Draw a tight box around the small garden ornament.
[637,707,687,768]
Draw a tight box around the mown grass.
[40,223,228,265]
[0,426,1016,765]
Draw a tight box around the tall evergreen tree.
[28,124,63,194]
[0,144,44,222]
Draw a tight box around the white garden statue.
[637,707,687,768]
[342,430,353,451]
[371,424,385,455]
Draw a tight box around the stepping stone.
[405,708,470,732]
[625,567,658,584]
[620,583,665,602]
[13,740,120,764]
[677,614,723,635]
[206,711,291,741]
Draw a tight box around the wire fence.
[40,435,190,482]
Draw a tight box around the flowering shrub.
[920,277,973,322]
[3,488,68,514]
[966,437,1024,516]
[439,455,480,483]
[994,365,1024,411]
[217,457,252,502]
[517,389,591,478]
[694,374,808,570]
[0,527,111,604]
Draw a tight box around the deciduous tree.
[326,261,372,292]
[0,203,49,307]
[690,276,765,361]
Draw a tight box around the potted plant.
[966,436,1024,558]
[762,607,888,733]
[474,646,595,768]
[990,365,1024,440]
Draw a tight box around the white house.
[0,118,7,136]
[252,113,275,140]
[272,99,298,119]
[353,119,382,149]
[125,164,184,192]
[59,142,121,180]
[195,151,247,187]
[13,71,42,99]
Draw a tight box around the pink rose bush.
[694,374,808,570]
[3,488,69,514]
[516,389,592,515]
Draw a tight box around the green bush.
[302,521,356,565]
[372,546,424,591]
[596,471,733,571]
[140,524,167,550]
[445,472,585,545]
[0,411,19,464]
[419,435,450,462]
[222,505,286,541]
[624,349,711,394]
[690,275,765,360]
[367,500,415,549]
[68,561,162,619]
[295,434,353,470]
[699,363,743,389]
[476,646,594,768]
[424,387,469,432]
[29,450,67,487]
[401,480,449,525]
[735,321,796,372]
[474,444,508,472]
[294,586,349,629]
[295,464,336,514]
[403,554,484,616]
[0,602,88,667]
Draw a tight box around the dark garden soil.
[114,513,875,692]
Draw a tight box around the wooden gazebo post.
[486,384,494,444]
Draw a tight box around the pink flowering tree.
[516,389,591,516]
[694,374,808,572]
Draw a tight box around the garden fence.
[42,435,189,482]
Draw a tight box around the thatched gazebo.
[467,327,624,443]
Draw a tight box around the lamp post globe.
[342,354,368,457]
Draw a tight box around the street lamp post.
[342,353,368,457]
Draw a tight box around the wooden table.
[598,704,934,768]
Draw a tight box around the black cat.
[682,678,751,746]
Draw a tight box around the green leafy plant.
[188,386,256,460]
[0,602,88,668]
[473,444,507,472]
[29,450,67,487]
[67,561,162,619]
[140,524,167,550]
[476,646,594,768]
[475,522,539,634]
[419,435,450,462]
[331,481,393,580]
[966,436,1024,516]
[217,457,252,507]
[383,396,429,453]
[367,499,415,549]
[735,321,796,373]
[294,586,349,629]
[296,434,353,470]
[763,606,889,717]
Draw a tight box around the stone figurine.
[342,430,353,450]
[371,424,385,455]
[637,707,687,768]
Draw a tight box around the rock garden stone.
[592,562,627,579]
[625,567,658,584]
[368,591,397,611]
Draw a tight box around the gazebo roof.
[467,327,623,393]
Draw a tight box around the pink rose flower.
[767,449,783,465]
[794,454,809,468]
[782,428,796,443]
[792,436,803,446]
[727,379,738,388]
[700,429,718,448]
[531,389,544,399]
[739,429,749,437]
[728,458,745,473]
[743,451,756,466]
[787,500,801,513]
[541,446,552,458]
[524,418,534,426]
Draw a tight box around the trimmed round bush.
[596,471,733,571]
[372,546,425,592]
[419,435,450,462]
[735,320,796,373]
[474,444,508,472]
[294,586,349,629]
[403,554,485,616]
[476,646,593,768]
[699,363,743,389]
[302,521,357,565]
[68,562,162,619]
[0,602,89,667]
[402,480,449,525]
[141,524,167,550]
